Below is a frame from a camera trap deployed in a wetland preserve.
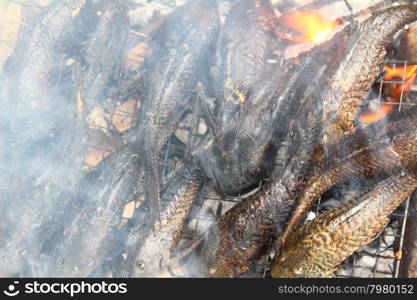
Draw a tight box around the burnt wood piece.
[132,0,220,224]
[277,103,417,251]
[399,190,417,278]
[271,172,417,278]
[320,5,417,148]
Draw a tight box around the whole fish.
[271,171,417,278]
[46,145,145,277]
[127,163,203,277]
[320,5,417,148]
[211,0,277,126]
[134,0,220,223]
[194,0,284,195]
[277,104,417,251]
[2,0,116,138]
[77,0,129,112]
[0,0,93,277]
[186,175,293,277]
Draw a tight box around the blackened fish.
[134,0,220,223]
[185,28,355,277]
[0,0,93,277]
[211,0,278,126]
[77,0,129,112]
[194,0,282,195]
[46,145,145,277]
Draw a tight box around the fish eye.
[137,261,145,270]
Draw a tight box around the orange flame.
[276,10,335,44]
[383,65,417,81]
[360,103,395,124]
[360,65,417,124]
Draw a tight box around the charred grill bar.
[1,0,417,278]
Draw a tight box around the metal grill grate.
[0,0,416,278]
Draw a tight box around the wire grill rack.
[0,0,416,278]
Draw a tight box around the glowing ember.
[360,65,417,124]
[276,10,336,44]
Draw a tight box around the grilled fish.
[0,0,95,277]
[127,163,203,277]
[321,5,417,148]
[2,0,118,132]
[78,0,129,112]
[134,0,220,223]
[46,145,145,277]
[194,0,283,195]
[187,177,293,277]
[211,0,277,126]
[277,103,417,251]
[271,171,417,278]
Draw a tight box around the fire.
[276,10,335,44]
[382,65,417,81]
[360,65,417,124]
[360,103,394,124]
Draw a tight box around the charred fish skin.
[78,0,129,112]
[321,5,417,147]
[277,103,417,250]
[135,0,220,223]
[271,171,417,278]
[127,163,204,278]
[1,0,118,159]
[189,124,316,278]
[194,0,283,195]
